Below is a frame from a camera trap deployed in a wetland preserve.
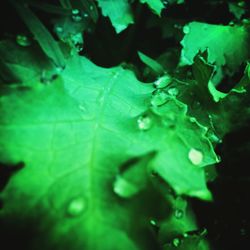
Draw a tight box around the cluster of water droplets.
[137,114,153,131]
[16,34,31,47]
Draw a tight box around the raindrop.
[55,26,63,34]
[172,237,181,247]
[189,117,196,123]
[151,90,170,106]
[238,1,245,7]
[154,74,172,88]
[71,9,82,22]
[174,209,184,219]
[163,0,169,7]
[137,115,152,131]
[163,113,176,129]
[40,70,57,84]
[150,219,157,227]
[83,12,89,18]
[75,43,83,52]
[183,25,190,34]
[67,197,86,217]
[70,33,84,52]
[174,24,182,29]
[149,219,160,233]
[188,148,203,165]
[16,34,31,47]
[90,5,94,11]
[113,176,137,198]
[167,87,179,96]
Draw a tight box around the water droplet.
[55,26,63,33]
[163,0,169,7]
[70,33,84,52]
[75,43,83,52]
[55,66,65,74]
[113,176,138,198]
[90,5,94,11]
[83,12,89,18]
[67,197,86,217]
[189,117,196,123]
[40,70,57,84]
[150,219,157,227]
[16,34,31,47]
[154,74,172,88]
[172,237,181,247]
[238,1,245,7]
[167,87,179,96]
[174,24,182,29]
[207,130,222,144]
[163,113,176,129]
[149,219,160,232]
[151,90,170,106]
[174,209,184,219]
[183,25,190,34]
[72,9,82,22]
[188,148,203,165]
[137,115,152,131]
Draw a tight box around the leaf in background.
[139,0,165,16]
[180,22,250,73]
[10,1,66,69]
[138,51,165,76]
[97,0,134,33]
[228,2,246,20]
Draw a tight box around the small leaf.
[97,0,134,33]
[180,22,250,73]
[140,0,165,16]
[138,51,165,75]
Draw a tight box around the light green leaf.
[180,22,250,72]
[97,0,134,33]
[140,0,165,16]
[0,55,218,249]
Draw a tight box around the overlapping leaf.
[180,22,250,73]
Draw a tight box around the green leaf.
[180,22,250,72]
[0,55,218,249]
[97,0,134,33]
[228,2,246,20]
[10,1,66,68]
[0,40,54,84]
[138,51,165,75]
[139,0,165,16]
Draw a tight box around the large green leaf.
[0,55,218,249]
[180,22,250,72]
[96,0,134,33]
